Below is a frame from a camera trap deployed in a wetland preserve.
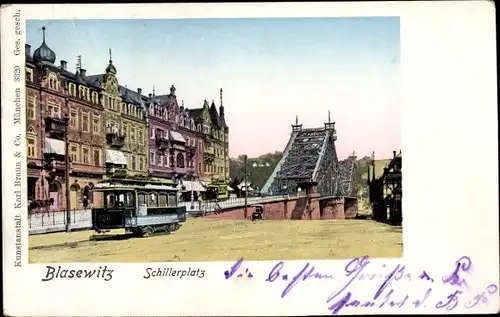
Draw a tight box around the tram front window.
[104,191,135,208]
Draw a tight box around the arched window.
[176,153,185,168]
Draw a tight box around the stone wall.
[203,197,304,220]
[202,195,357,221]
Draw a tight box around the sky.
[27,18,400,160]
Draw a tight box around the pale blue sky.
[27,18,400,159]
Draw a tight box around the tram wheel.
[131,228,142,237]
[163,224,172,234]
[142,226,154,237]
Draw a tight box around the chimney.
[80,68,86,77]
[60,60,67,70]
[393,150,397,158]
[25,44,31,57]
[137,88,142,95]
[149,93,152,98]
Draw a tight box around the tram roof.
[93,182,178,191]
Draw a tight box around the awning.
[44,138,65,155]
[170,131,186,143]
[182,181,206,192]
[238,181,252,187]
[105,149,127,165]
[237,184,254,191]
[228,186,234,192]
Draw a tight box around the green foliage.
[356,156,371,197]
[229,151,283,191]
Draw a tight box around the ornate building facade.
[26,27,230,212]
[188,90,229,184]
[147,85,199,181]
[85,54,148,181]
[26,27,104,211]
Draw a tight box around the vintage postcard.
[1,2,498,316]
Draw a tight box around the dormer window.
[48,73,59,90]
[91,92,99,104]
[26,68,34,83]
[79,86,84,99]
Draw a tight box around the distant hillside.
[229,152,283,191]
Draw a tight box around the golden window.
[47,102,61,118]
[26,68,34,83]
[122,123,128,140]
[82,147,90,164]
[70,144,79,163]
[93,148,101,166]
[68,83,77,96]
[131,155,137,170]
[27,96,36,120]
[48,73,59,90]
[130,126,136,143]
[82,113,89,132]
[70,109,78,128]
[92,116,101,134]
[138,129,144,145]
[139,157,145,171]
[27,137,36,157]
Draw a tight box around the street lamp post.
[243,154,248,219]
[64,113,71,232]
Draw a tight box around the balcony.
[44,117,67,138]
[204,153,215,164]
[156,136,169,151]
[204,147,215,155]
[106,132,125,148]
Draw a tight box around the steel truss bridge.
[261,116,358,198]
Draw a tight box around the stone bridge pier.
[319,197,358,220]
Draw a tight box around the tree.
[229,152,283,192]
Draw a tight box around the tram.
[91,181,187,237]
[205,183,229,201]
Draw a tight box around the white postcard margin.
[1,2,498,316]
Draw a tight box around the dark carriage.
[251,204,265,221]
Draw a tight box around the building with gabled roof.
[25,26,231,210]
[83,51,149,183]
[187,89,229,186]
